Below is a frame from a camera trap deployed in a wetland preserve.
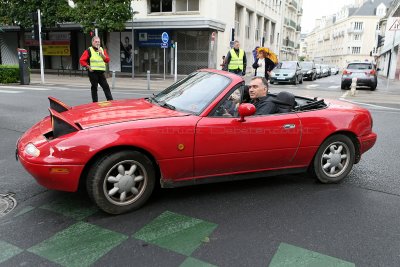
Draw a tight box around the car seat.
[272,91,296,113]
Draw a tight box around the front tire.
[312,134,355,183]
[86,150,156,214]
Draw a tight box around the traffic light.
[377,34,384,48]
[31,11,39,40]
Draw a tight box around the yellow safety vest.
[228,48,244,70]
[89,47,106,71]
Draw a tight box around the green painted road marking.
[0,240,23,264]
[40,196,98,220]
[133,211,218,256]
[13,206,35,217]
[180,257,218,267]
[28,221,128,267]
[269,243,355,267]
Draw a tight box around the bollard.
[111,71,116,90]
[147,70,151,90]
[350,77,357,96]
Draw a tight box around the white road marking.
[0,90,22,94]
[339,98,400,111]
[341,91,349,98]
[0,86,50,91]
[328,85,340,89]
[306,84,319,88]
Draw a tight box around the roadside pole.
[174,42,178,82]
[37,9,44,84]
[161,32,169,80]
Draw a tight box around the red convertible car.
[17,69,377,214]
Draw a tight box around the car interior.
[211,84,327,117]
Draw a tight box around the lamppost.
[131,10,139,79]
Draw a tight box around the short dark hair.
[251,76,269,90]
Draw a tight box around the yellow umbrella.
[258,47,278,65]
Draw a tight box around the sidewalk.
[29,72,179,91]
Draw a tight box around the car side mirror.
[238,103,256,122]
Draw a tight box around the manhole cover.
[0,193,17,217]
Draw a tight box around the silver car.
[341,62,378,90]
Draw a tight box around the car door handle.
[283,124,296,129]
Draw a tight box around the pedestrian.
[220,55,227,70]
[79,36,113,103]
[252,47,277,80]
[225,40,247,76]
[252,46,259,62]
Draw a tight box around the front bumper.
[271,76,295,83]
[18,156,84,192]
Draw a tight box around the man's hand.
[87,66,93,72]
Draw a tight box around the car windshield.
[276,61,296,69]
[300,62,313,69]
[152,71,231,115]
[347,63,372,70]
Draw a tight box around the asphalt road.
[1,75,400,267]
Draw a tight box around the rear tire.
[299,76,303,84]
[370,83,377,91]
[86,150,156,214]
[312,134,355,184]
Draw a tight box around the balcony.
[298,8,303,15]
[347,28,364,34]
[288,1,298,10]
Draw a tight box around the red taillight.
[343,70,351,75]
[370,69,376,75]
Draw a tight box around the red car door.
[194,114,302,177]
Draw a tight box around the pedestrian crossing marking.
[0,90,22,94]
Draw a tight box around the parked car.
[16,69,377,214]
[330,66,339,75]
[341,61,378,90]
[299,61,317,81]
[270,61,303,85]
[321,65,331,77]
[315,64,322,78]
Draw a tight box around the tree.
[72,0,131,34]
[0,0,74,47]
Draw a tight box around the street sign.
[161,32,169,43]
[161,43,168,49]
[389,18,400,31]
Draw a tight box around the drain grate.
[0,193,17,217]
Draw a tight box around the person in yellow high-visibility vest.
[80,36,113,102]
[224,40,247,76]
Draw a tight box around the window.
[235,6,241,37]
[354,22,363,30]
[245,11,252,39]
[150,0,172,12]
[354,34,361,41]
[351,47,361,54]
[150,0,199,13]
[176,0,199,11]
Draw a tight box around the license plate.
[277,77,286,80]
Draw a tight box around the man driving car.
[248,77,277,115]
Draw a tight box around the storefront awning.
[125,18,226,32]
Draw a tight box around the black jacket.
[252,95,277,115]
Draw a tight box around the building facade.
[377,0,400,79]
[303,0,390,69]
[0,0,304,75]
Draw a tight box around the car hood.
[273,68,296,74]
[51,98,189,130]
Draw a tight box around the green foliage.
[0,0,131,33]
[0,65,20,83]
[72,0,132,34]
[0,0,73,29]
[298,56,306,62]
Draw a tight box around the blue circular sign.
[161,32,169,43]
